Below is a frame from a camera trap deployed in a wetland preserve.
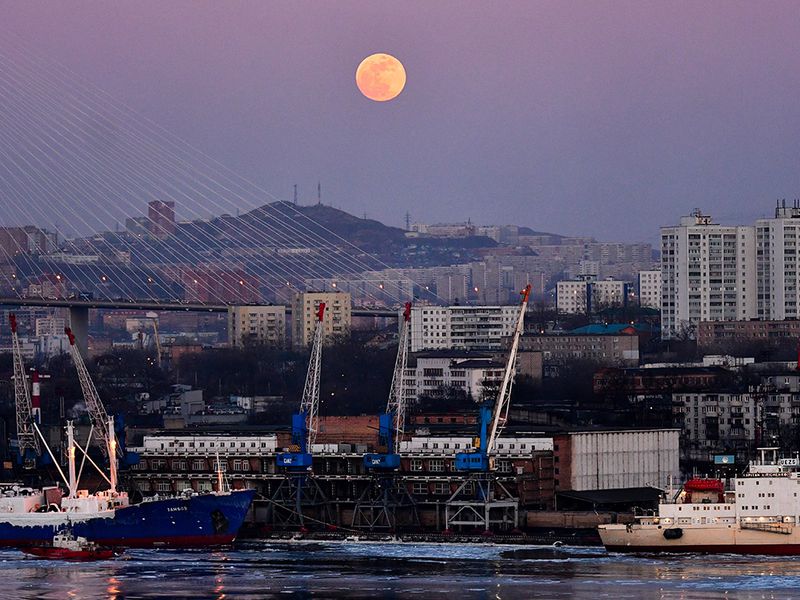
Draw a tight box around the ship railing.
[740,521,793,535]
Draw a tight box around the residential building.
[35,316,66,337]
[556,280,589,314]
[228,305,286,347]
[405,351,506,403]
[638,270,661,310]
[291,291,352,348]
[148,200,176,239]
[672,388,799,462]
[556,278,628,314]
[0,226,57,257]
[592,278,628,310]
[755,201,800,320]
[304,276,413,307]
[521,329,640,371]
[660,210,756,339]
[408,305,519,352]
[698,319,800,348]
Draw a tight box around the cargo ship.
[0,485,255,549]
[0,422,255,549]
[599,448,800,555]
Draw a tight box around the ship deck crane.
[9,314,40,467]
[65,327,138,493]
[445,284,531,532]
[270,303,334,528]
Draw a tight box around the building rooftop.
[414,349,494,359]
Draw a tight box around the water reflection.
[0,543,798,599]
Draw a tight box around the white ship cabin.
[0,485,53,513]
[61,489,129,513]
[645,448,800,527]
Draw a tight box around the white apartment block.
[638,270,662,310]
[556,280,589,314]
[403,353,506,403]
[291,291,352,348]
[756,202,800,320]
[660,210,755,339]
[556,278,628,314]
[35,316,66,336]
[228,305,286,348]
[592,278,628,309]
[408,305,518,352]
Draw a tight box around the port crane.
[9,314,40,468]
[270,303,334,528]
[138,315,165,370]
[446,284,531,531]
[363,301,412,471]
[353,302,419,530]
[65,327,139,493]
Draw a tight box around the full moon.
[355,53,406,102]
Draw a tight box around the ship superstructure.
[600,448,800,554]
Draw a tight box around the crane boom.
[484,284,531,457]
[64,327,115,459]
[299,303,326,453]
[151,318,163,368]
[363,302,412,470]
[276,302,326,470]
[455,284,531,472]
[386,302,412,454]
[9,314,39,457]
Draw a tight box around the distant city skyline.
[3,1,800,243]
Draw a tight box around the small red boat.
[20,529,121,561]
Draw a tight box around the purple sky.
[3,1,800,241]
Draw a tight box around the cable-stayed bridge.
[0,33,437,344]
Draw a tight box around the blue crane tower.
[353,302,419,530]
[270,303,334,529]
[446,284,531,532]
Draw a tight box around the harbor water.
[2,541,800,599]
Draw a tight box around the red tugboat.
[21,528,121,561]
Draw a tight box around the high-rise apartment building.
[291,291,351,348]
[228,305,286,347]
[660,210,755,339]
[755,202,800,320]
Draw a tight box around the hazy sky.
[3,1,800,242]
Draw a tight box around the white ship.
[599,448,800,555]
